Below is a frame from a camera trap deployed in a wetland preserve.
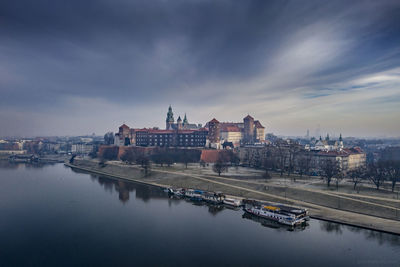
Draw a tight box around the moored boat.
[184,189,203,201]
[202,192,224,204]
[243,199,308,226]
[165,187,185,197]
[223,197,242,207]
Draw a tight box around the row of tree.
[243,142,306,179]
[244,143,400,191]
[320,159,400,191]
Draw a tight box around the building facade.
[117,125,208,148]
[113,106,266,149]
[211,115,265,147]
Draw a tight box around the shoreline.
[64,161,400,236]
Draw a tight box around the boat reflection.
[242,212,309,232]
[207,204,225,216]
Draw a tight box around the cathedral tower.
[166,105,174,130]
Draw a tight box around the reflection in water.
[75,168,237,218]
[319,221,343,235]
[347,224,400,247]
[75,168,232,216]
[207,204,224,216]
[319,220,400,247]
[0,160,20,169]
[242,212,309,232]
[0,160,57,169]
[72,168,170,203]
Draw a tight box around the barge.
[243,199,308,226]
[202,192,224,204]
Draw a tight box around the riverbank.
[65,159,400,235]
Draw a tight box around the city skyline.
[1,0,400,137]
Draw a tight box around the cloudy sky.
[1,0,400,138]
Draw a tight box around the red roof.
[209,118,219,123]
[133,128,149,132]
[119,124,129,129]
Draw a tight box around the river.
[0,162,399,266]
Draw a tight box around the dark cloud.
[0,0,400,136]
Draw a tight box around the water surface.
[0,162,399,266]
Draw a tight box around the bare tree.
[213,159,228,176]
[390,161,400,192]
[380,160,400,192]
[321,158,340,188]
[297,154,311,179]
[101,146,119,161]
[135,151,148,168]
[120,149,137,164]
[275,141,287,177]
[212,152,230,176]
[347,167,366,191]
[104,132,114,145]
[367,162,385,190]
[143,158,151,176]
[287,144,300,179]
[261,150,274,179]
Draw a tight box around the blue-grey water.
[0,162,399,267]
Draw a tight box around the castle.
[114,106,266,148]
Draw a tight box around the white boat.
[223,197,242,207]
[166,188,184,197]
[202,192,224,204]
[243,200,307,226]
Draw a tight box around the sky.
[1,0,400,138]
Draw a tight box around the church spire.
[166,105,174,130]
[325,133,330,141]
[183,113,188,124]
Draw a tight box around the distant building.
[115,123,208,148]
[209,115,265,147]
[311,134,344,151]
[135,128,208,147]
[71,143,94,154]
[165,106,202,130]
[220,125,242,146]
[238,145,366,174]
[113,106,266,149]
